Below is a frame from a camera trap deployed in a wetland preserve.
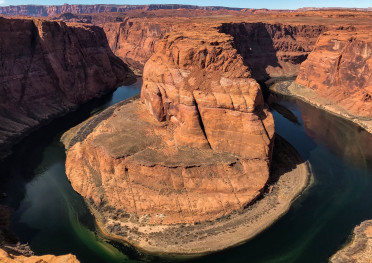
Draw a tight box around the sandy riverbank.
[86,135,312,257]
[270,81,372,134]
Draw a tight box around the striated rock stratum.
[0,16,134,159]
[64,26,275,225]
[296,27,372,119]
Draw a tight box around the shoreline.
[85,135,312,257]
[330,220,372,263]
[269,80,372,134]
[0,78,137,162]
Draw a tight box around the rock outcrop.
[64,26,275,226]
[0,249,79,263]
[103,20,170,74]
[0,17,134,159]
[295,27,372,121]
[331,220,372,263]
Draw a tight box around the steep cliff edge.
[219,23,327,80]
[296,27,372,118]
[102,20,327,77]
[103,19,170,74]
[0,17,134,159]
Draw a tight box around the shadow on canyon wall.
[219,22,282,81]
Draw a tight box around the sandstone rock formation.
[64,25,275,225]
[0,249,79,263]
[219,23,327,80]
[331,220,372,263]
[103,20,170,74]
[296,27,372,118]
[0,17,134,159]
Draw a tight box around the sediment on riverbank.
[269,81,372,134]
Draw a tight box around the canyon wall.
[102,21,327,77]
[0,17,134,159]
[103,19,170,74]
[296,27,372,118]
[0,4,243,17]
[219,22,327,80]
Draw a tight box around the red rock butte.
[65,26,276,225]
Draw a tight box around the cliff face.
[296,27,372,118]
[219,23,327,80]
[103,20,170,74]
[0,17,133,159]
[64,27,274,226]
[0,4,243,17]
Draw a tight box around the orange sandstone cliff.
[0,16,134,159]
[0,249,79,263]
[103,19,170,74]
[295,26,372,129]
[63,24,275,226]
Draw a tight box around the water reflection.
[271,94,372,168]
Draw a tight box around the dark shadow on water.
[270,102,300,126]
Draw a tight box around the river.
[1,80,372,263]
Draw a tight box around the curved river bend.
[1,80,372,263]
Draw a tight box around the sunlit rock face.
[296,27,372,118]
[65,26,274,225]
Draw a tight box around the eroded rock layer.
[0,17,133,158]
[219,23,327,80]
[103,20,170,74]
[296,27,372,118]
[64,26,275,225]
